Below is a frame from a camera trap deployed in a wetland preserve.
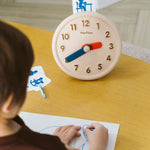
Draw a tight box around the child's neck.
[0,117,21,137]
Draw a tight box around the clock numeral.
[109,43,114,49]
[98,64,102,70]
[107,55,111,61]
[61,34,70,40]
[82,20,90,27]
[105,31,110,38]
[86,67,91,73]
[71,24,77,31]
[60,45,65,51]
[74,65,78,71]
[96,23,100,30]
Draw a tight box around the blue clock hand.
[65,45,91,63]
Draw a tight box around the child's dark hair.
[0,21,34,108]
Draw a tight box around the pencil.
[38,84,46,99]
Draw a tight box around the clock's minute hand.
[65,42,102,63]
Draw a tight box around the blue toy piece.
[30,70,38,76]
[30,77,44,87]
[76,0,93,12]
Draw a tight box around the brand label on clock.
[52,12,122,80]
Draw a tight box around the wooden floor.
[0,0,150,49]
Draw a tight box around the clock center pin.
[83,45,91,53]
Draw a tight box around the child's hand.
[53,125,81,149]
[84,123,108,150]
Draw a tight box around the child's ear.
[2,94,14,114]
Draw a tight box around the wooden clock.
[52,12,122,80]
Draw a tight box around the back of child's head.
[0,21,34,108]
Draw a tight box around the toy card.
[72,0,96,13]
[27,66,51,92]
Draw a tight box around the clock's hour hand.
[65,42,102,63]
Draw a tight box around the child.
[0,21,108,150]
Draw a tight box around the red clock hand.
[82,42,102,50]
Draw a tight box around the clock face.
[52,12,122,80]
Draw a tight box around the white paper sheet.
[20,112,119,150]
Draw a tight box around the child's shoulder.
[23,126,66,149]
[12,116,67,150]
